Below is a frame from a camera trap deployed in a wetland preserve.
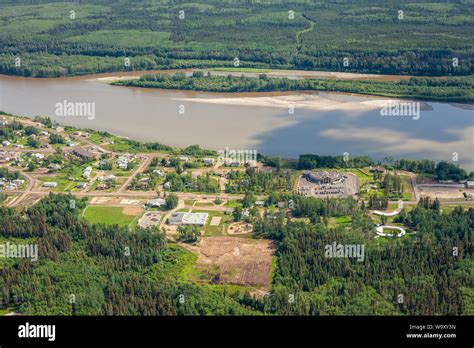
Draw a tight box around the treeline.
[0,52,278,78]
[394,159,473,181]
[225,167,293,194]
[113,73,474,103]
[0,118,31,142]
[296,155,473,182]
[297,154,373,169]
[165,172,219,193]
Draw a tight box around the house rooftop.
[72,147,96,159]
[169,212,208,225]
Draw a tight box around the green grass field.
[190,209,230,236]
[82,206,142,227]
[0,308,15,316]
[224,200,242,208]
[328,215,352,228]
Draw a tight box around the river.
[1,72,473,170]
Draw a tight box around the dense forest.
[225,167,293,194]
[0,0,472,77]
[250,197,473,315]
[0,194,472,315]
[165,172,220,193]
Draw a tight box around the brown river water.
[0,72,473,170]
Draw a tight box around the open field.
[185,237,275,287]
[419,186,471,200]
[190,209,230,237]
[82,205,143,227]
[0,308,15,316]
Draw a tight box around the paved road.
[408,172,421,202]
[1,147,55,154]
[417,184,465,188]
[117,154,153,193]
[1,164,37,207]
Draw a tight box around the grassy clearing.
[194,202,215,207]
[441,204,474,214]
[328,215,352,229]
[399,175,415,201]
[190,209,230,237]
[0,308,15,315]
[147,243,198,281]
[224,200,242,208]
[82,206,141,227]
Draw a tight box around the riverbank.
[98,68,412,83]
[112,73,474,103]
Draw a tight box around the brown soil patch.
[122,206,143,215]
[186,236,274,287]
[227,222,254,235]
[89,197,113,205]
[419,187,467,200]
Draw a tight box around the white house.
[82,166,92,179]
[146,198,166,208]
[43,182,58,188]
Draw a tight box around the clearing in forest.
[186,237,274,287]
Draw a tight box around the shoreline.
[173,93,434,112]
[94,68,414,83]
[0,67,435,83]
[1,70,472,105]
[110,81,474,106]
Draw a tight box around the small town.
[1,113,473,300]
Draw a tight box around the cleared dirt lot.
[122,206,143,215]
[419,187,470,200]
[227,222,254,235]
[186,236,275,287]
[89,197,144,205]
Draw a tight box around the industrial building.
[168,212,208,226]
